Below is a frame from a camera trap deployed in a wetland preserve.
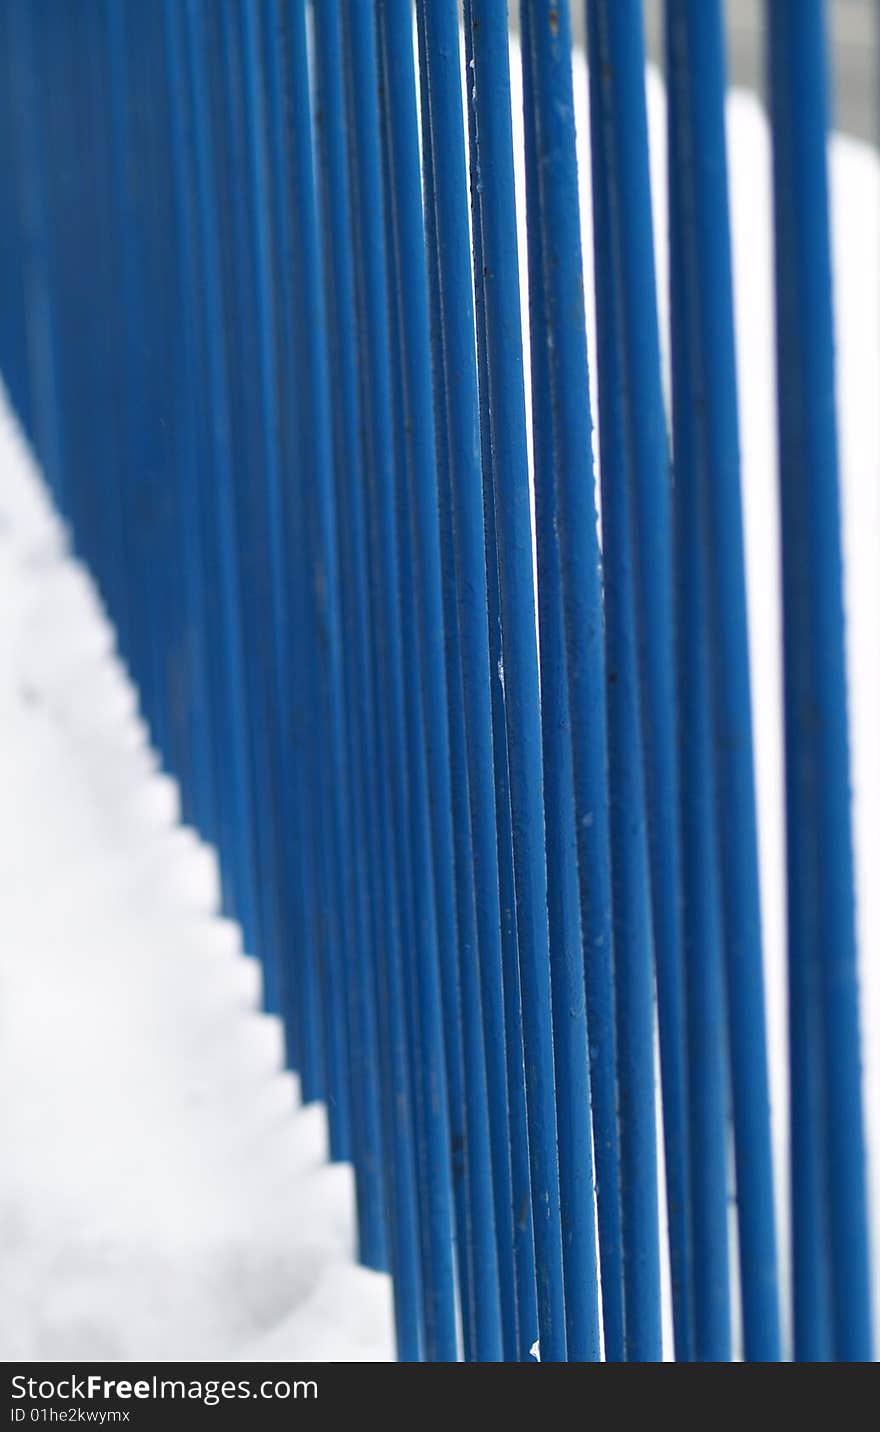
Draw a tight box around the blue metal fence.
[0,0,873,1362]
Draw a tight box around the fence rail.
[0,0,874,1362]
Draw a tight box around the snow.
[0,45,877,1363]
[0,409,394,1362]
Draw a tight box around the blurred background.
[510,0,879,143]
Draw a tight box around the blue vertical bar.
[462,9,538,1361]
[152,5,206,830]
[666,0,781,1361]
[5,0,67,521]
[177,0,240,930]
[281,0,356,1161]
[416,0,514,1362]
[0,0,33,436]
[341,0,427,1359]
[28,0,74,525]
[213,0,283,1015]
[135,1,186,797]
[375,0,466,1360]
[183,0,259,969]
[767,0,873,1363]
[311,0,389,1275]
[238,0,292,1032]
[666,0,731,1360]
[530,0,662,1362]
[465,0,566,1363]
[585,0,692,1360]
[416,100,486,1359]
[244,0,313,1083]
[205,0,270,957]
[162,0,217,849]
[413,26,480,1355]
[380,143,445,1359]
[519,0,602,1365]
[74,1,125,657]
[262,0,324,1099]
[104,0,165,756]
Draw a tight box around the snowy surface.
[0,413,394,1362]
[0,51,877,1362]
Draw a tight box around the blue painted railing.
[0,0,873,1362]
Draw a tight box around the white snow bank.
[0,404,394,1361]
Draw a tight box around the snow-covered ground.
[0,410,394,1362]
[0,51,877,1362]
